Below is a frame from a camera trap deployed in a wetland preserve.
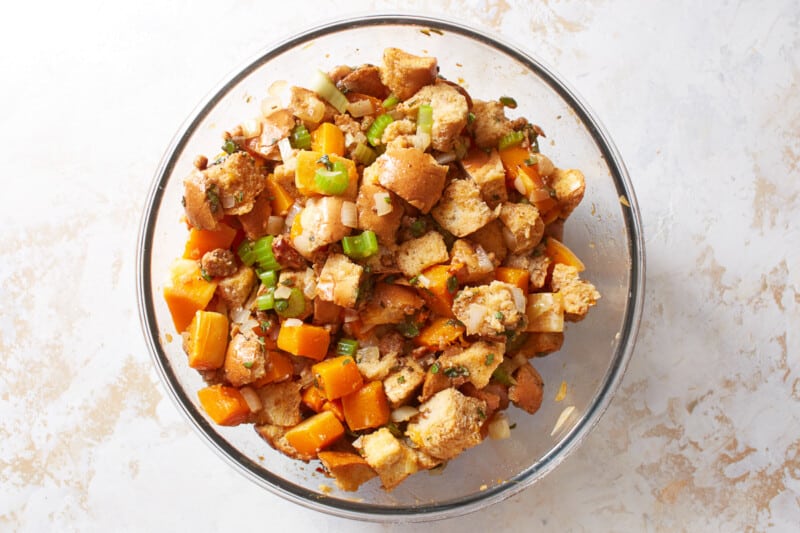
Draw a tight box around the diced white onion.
[435,151,457,165]
[292,233,313,256]
[475,245,494,271]
[510,286,526,313]
[230,307,251,324]
[284,201,304,232]
[416,274,431,288]
[263,215,282,235]
[296,98,325,124]
[412,132,431,151]
[240,318,259,334]
[277,137,294,163]
[283,318,304,328]
[488,413,511,440]
[302,268,317,300]
[391,406,419,423]
[241,118,262,139]
[341,201,358,228]
[502,226,517,249]
[221,194,236,209]
[273,285,292,300]
[356,346,380,363]
[467,304,489,332]
[373,192,393,216]
[344,309,360,323]
[346,99,374,118]
[514,176,527,195]
[550,405,576,436]
[239,386,263,413]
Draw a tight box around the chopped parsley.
[222,139,239,154]
[409,219,427,237]
[317,154,333,171]
[485,353,495,366]
[206,185,220,213]
[430,363,440,374]
[397,375,406,384]
[443,365,470,378]
[243,361,254,369]
[467,112,476,125]
[200,268,212,282]
[494,311,505,321]
[446,275,459,294]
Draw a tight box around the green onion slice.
[314,161,349,195]
[342,230,379,259]
[366,114,394,147]
[311,70,348,113]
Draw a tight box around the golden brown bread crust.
[375,147,448,214]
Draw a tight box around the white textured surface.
[2,0,799,531]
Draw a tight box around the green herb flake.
[485,353,495,366]
[446,275,459,294]
[467,112,476,125]
[260,320,272,331]
[430,363,440,374]
[280,278,295,287]
[409,219,426,237]
[235,191,244,203]
[200,268,212,282]
[222,139,239,154]
[243,361,254,369]
[477,408,486,419]
[397,375,406,384]
[495,311,505,321]
[274,299,289,312]
[409,275,420,286]
[342,358,351,366]
[206,186,220,213]
[509,423,517,430]
[499,96,518,109]
[316,154,333,171]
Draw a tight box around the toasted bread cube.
[318,451,378,492]
[406,388,486,460]
[431,179,496,238]
[440,339,505,389]
[316,253,363,309]
[498,202,544,255]
[383,359,426,408]
[357,427,419,490]
[550,264,600,321]
[395,231,449,278]
[461,149,508,208]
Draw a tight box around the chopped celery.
[251,236,281,271]
[366,114,394,147]
[314,161,349,195]
[274,287,306,318]
[290,124,311,150]
[498,130,525,150]
[417,104,433,135]
[352,142,377,165]
[336,339,359,356]
[259,270,278,287]
[257,289,275,311]
[382,94,399,108]
[342,230,378,259]
[311,70,348,113]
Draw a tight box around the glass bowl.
[136,14,644,522]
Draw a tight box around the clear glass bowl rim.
[136,13,645,523]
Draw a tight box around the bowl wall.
[138,15,644,521]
